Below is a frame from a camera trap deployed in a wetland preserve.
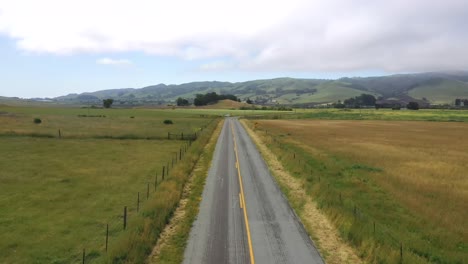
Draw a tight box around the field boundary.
[76,118,221,263]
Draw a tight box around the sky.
[0,0,467,98]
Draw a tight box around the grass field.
[245,108,468,122]
[0,105,219,263]
[249,119,468,263]
[0,106,213,139]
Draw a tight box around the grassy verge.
[106,118,220,263]
[148,119,224,263]
[243,119,467,264]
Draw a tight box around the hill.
[198,99,251,109]
[52,72,468,105]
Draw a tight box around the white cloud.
[1,0,468,72]
[96,57,132,66]
[199,61,235,71]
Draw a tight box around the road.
[183,118,324,264]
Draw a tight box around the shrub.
[33,118,42,124]
[407,101,420,110]
[163,119,173,125]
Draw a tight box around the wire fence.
[76,120,218,263]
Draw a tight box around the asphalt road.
[183,118,324,264]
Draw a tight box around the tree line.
[177,92,240,106]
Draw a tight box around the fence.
[77,121,218,263]
[167,132,197,141]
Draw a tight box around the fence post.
[105,223,109,252]
[400,242,403,263]
[147,182,150,199]
[58,129,61,139]
[167,162,170,176]
[137,192,140,212]
[82,248,85,264]
[373,221,376,234]
[167,132,170,140]
[123,206,127,230]
[154,173,158,190]
[180,148,182,160]
[162,166,165,180]
[172,157,174,168]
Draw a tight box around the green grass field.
[0,105,219,263]
[245,108,468,122]
[0,106,214,139]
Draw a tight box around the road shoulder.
[147,119,224,264]
[240,119,363,264]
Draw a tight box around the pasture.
[0,105,218,263]
[247,108,468,122]
[249,119,468,263]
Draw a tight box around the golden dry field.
[252,119,468,263]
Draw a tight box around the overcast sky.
[1,0,467,98]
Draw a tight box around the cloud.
[1,0,468,72]
[199,61,235,72]
[96,57,132,66]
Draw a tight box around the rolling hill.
[53,71,468,105]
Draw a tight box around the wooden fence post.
[82,248,85,264]
[123,206,127,230]
[105,223,109,252]
[147,182,150,199]
[137,192,140,212]
[400,242,403,263]
[162,166,165,180]
[154,173,158,190]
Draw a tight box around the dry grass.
[250,119,468,263]
[241,120,362,264]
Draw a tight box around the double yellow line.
[230,121,255,264]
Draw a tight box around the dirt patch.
[147,180,191,262]
[241,119,363,264]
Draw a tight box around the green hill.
[408,79,468,104]
[52,72,468,105]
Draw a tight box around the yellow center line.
[231,121,255,264]
[239,193,243,209]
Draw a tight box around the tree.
[193,92,238,106]
[407,101,419,110]
[103,99,114,108]
[176,97,189,106]
[246,98,253,104]
[194,94,206,106]
[343,94,376,108]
